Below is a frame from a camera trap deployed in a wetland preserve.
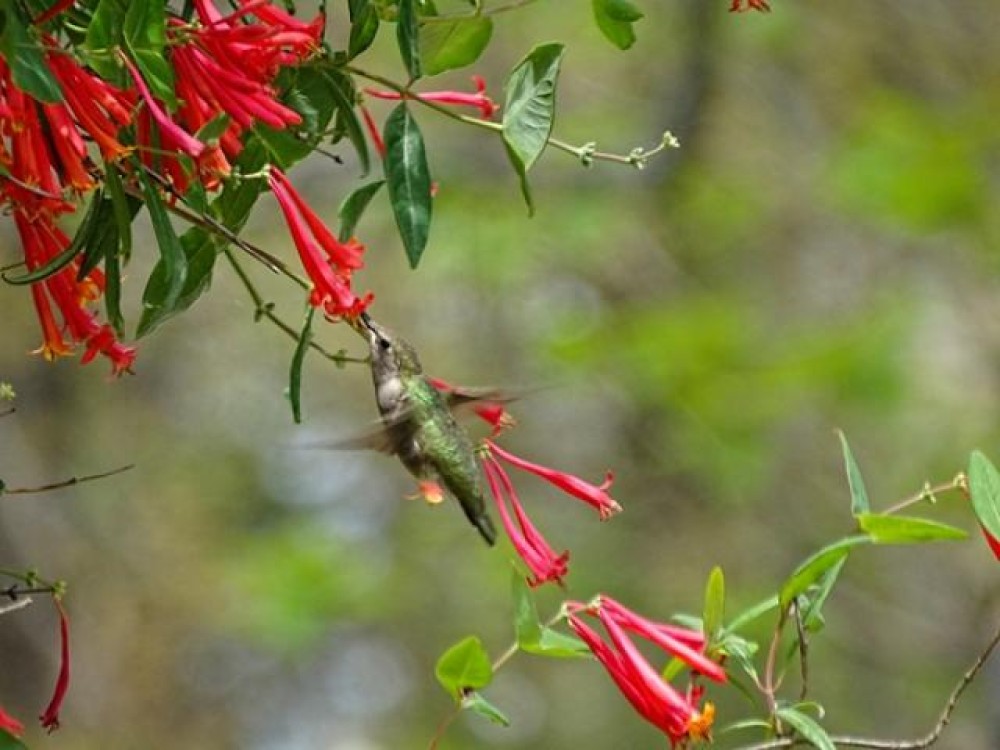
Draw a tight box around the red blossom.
[33,0,75,25]
[482,452,569,587]
[729,0,771,11]
[269,168,372,318]
[359,104,387,159]
[567,597,725,746]
[39,599,70,733]
[427,377,517,435]
[122,53,206,161]
[485,440,622,519]
[0,706,24,738]
[364,75,498,120]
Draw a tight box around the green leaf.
[727,594,779,632]
[252,123,312,169]
[858,513,968,544]
[123,0,175,107]
[462,692,510,727]
[384,104,432,268]
[836,430,870,516]
[338,180,384,242]
[529,627,589,657]
[289,306,315,424]
[592,0,644,50]
[435,636,493,700]
[419,17,493,76]
[83,0,128,81]
[969,451,1000,544]
[800,557,845,633]
[779,536,869,609]
[776,707,836,750]
[511,567,542,647]
[0,728,28,750]
[396,0,422,81]
[321,69,370,176]
[501,43,565,214]
[0,5,63,102]
[104,162,134,261]
[702,566,725,640]
[348,0,379,59]
[196,113,232,145]
[136,173,189,337]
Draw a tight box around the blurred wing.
[297,422,396,454]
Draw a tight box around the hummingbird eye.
[378,337,392,351]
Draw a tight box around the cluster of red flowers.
[0,0,372,374]
[0,598,70,738]
[568,596,726,746]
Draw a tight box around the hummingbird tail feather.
[473,513,498,546]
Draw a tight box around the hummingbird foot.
[406,480,445,505]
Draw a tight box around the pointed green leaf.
[703,566,725,640]
[419,17,493,76]
[338,180,384,242]
[800,557,845,633]
[435,636,493,700]
[501,43,565,214]
[196,113,232,146]
[289,306,315,424]
[776,707,836,750]
[123,0,175,106]
[462,692,510,727]
[592,0,644,50]
[511,567,542,647]
[969,451,1000,544]
[0,728,28,750]
[83,0,128,81]
[252,123,312,169]
[0,5,63,102]
[104,162,134,261]
[530,628,590,658]
[136,173,189,337]
[396,0,422,81]
[858,513,968,544]
[384,104,432,268]
[348,0,379,59]
[836,430,870,516]
[779,536,869,609]
[727,594,779,632]
[321,69,370,176]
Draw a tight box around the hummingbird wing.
[296,422,397,454]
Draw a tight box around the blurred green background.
[3,1,1000,747]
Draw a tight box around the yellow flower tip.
[407,480,445,505]
[31,341,73,362]
[686,702,715,742]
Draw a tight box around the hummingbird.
[353,313,498,546]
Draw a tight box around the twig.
[792,602,809,703]
[882,476,966,516]
[0,597,33,615]
[3,463,134,495]
[222,248,367,366]
[345,66,678,169]
[736,617,1000,749]
[422,0,540,22]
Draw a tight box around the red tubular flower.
[33,0,76,25]
[359,104,386,159]
[269,168,372,318]
[0,706,24,738]
[39,599,70,732]
[567,597,725,746]
[122,53,206,161]
[364,75,498,120]
[729,0,771,11]
[485,440,622,520]
[482,452,569,587]
[15,211,136,375]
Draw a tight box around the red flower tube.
[0,706,24,738]
[364,75,498,120]
[39,599,70,732]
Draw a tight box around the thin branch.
[422,0,540,23]
[345,66,678,169]
[792,602,810,703]
[4,463,134,495]
[882,475,966,516]
[222,248,367,366]
[736,617,1000,750]
[0,407,15,419]
[0,597,33,616]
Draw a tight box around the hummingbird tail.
[473,512,498,546]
